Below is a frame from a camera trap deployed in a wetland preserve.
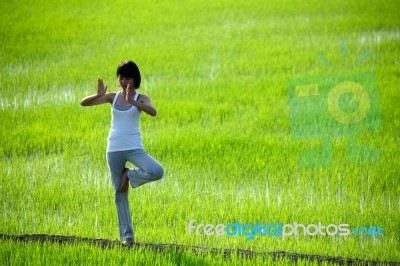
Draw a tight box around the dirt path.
[1,234,398,265]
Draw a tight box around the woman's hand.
[97,78,108,96]
[126,83,136,102]
[80,78,113,106]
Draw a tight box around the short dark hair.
[116,61,141,89]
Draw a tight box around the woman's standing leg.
[125,149,164,188]
[106,151,134,240]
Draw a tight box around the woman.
[80,60,164,245]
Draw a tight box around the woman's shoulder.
[137,93,149,99]
[137,93,151,102]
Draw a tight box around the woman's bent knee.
[153,165,164,180]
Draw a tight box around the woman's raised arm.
[81,78,114,106]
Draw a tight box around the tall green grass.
[1,0,399,264]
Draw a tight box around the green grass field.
[1,0,399,264]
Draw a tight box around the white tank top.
[107,92,143,152]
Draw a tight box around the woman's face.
[118,75,134,89]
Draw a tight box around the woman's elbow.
[148,108,157,116]
[80,99,90,106]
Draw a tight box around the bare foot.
[119,168,129,192]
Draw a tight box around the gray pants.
[106,149,164,240]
